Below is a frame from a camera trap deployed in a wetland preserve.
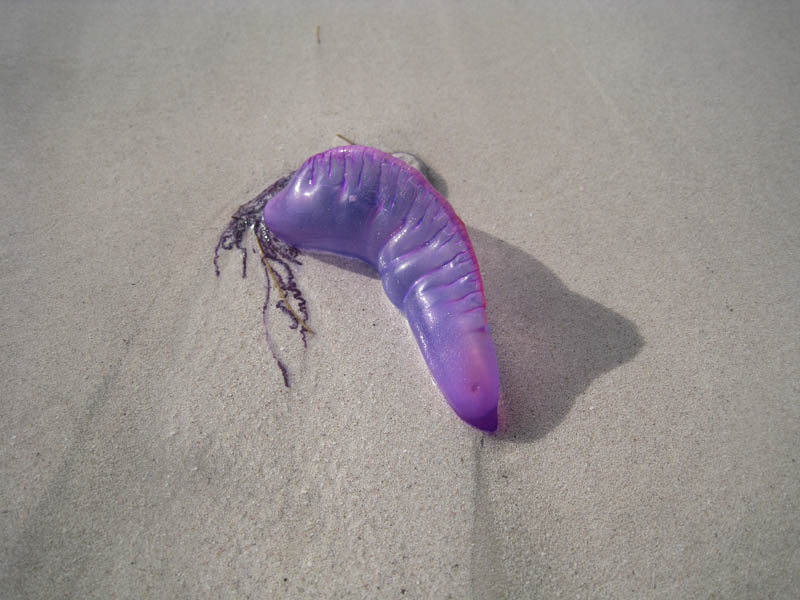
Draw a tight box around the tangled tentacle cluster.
[214,173,311,387]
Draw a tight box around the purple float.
[263,146,499,431]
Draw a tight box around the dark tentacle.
[214,172,310,386]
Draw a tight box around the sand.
[2,2,799,598]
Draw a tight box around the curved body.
[264,146,499,431]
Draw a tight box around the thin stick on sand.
[335,133,356,145]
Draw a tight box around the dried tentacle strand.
[214,172,311,386]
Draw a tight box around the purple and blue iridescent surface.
[265,146,500,431]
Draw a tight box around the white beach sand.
[2,2,798,598]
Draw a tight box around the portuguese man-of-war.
[217,145,500,431]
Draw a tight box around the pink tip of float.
[469,407,499,432]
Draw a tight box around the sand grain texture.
[2,2,798,598]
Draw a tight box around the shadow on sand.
[469,228,643,442]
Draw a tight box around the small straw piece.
[335,133,356,145]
